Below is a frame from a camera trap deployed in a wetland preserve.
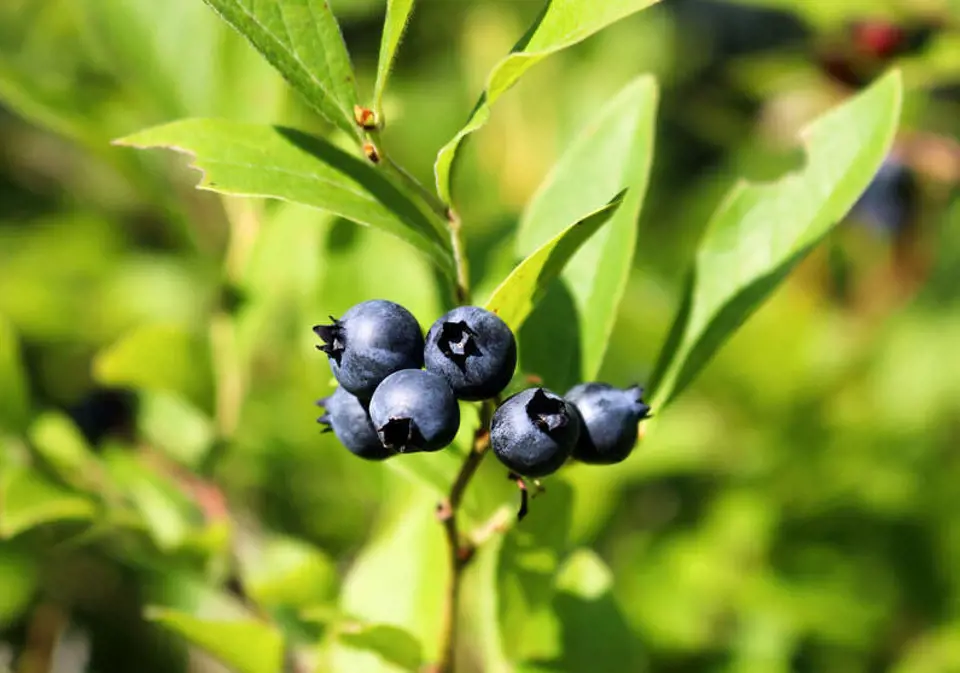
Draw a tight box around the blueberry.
[314,299,425,399]
[424,306,517,400]
[317,387,393,461]
[850,158,919,235]
[490,388,580,478]
[368,369,460,453]
[565,383,651,465]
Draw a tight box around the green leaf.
[115,120,453,275]
[0,546,39,627]
[516,76,657,389]
[339,624,423,672]
[433,0,661,204]
[497,480,575,664]
[650,69,903,408]
[102,448,197,551]
[330,485,447,672]
[93,323,214,410]
[0,314,29,432]
[240,534,338,609]
[545,549,644,671]
[138,391,216,469]
[27,412,99,487]
[458,535,511,673]
[485,195,624,333]
[200,0,359,137]
[373,0,415,118]
[0,466,97,539]
[147,607,284,673]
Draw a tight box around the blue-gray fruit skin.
[424,306,517,401]
[565,383,651,465]
[491,388,580,478]
[313,299,425,400]
[316,387,393,461]
[368,369,460,453]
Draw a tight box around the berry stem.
[446,207,471,306]
[433,398,495,673]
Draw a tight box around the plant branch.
[431,399,495,673]
[446,208,471,306]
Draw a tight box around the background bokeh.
[2,0,960,672]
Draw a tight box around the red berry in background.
[852,20,906,59]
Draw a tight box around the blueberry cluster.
[313,299,652,478]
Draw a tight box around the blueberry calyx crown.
[313,317,345,363]
[378,417,420,452]
[527,388,569,434]
[437,320,482,370]
[625,384,653,420]
[314,397,333,432]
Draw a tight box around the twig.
[445,207,471,306]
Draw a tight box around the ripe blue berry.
[424,306,517,400]
[368,369,460,453]
[316,387,392,461]
[565,383,651,465]
[491,388,580,478]
[851,158,918,235]
[313,299,424,400]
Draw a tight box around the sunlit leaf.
[517,75,658,389]
[373,0,416,117]
[116,120,454,274]
[0,466,97,539]
[102,448,197,551]
[485,195,624,333]
[650,70,903,407]
[138,391,216,469]
[27,412,100,488]
[147,607,284,673]
[240,534,338,609]
[339,623,423,672]
[330,485,447,672]
[434,0,661,204]
[200,0,359,136]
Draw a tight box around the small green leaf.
[200,0,359,137]
[138,391,216,469]
[373,0,416,118]
[517,76,658,389]
[339,623,423,672]
[116,120,453,275]
[102,448,196,551]
[93,323,214,411]
[650,69,903,408]
[147,607,284,673]
[0,466,97,539]
[0,314,29,432]
[27,412,99,487]
[485,196,624,333]
[434,0,661,204]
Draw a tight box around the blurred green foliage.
[0,1,959,672]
